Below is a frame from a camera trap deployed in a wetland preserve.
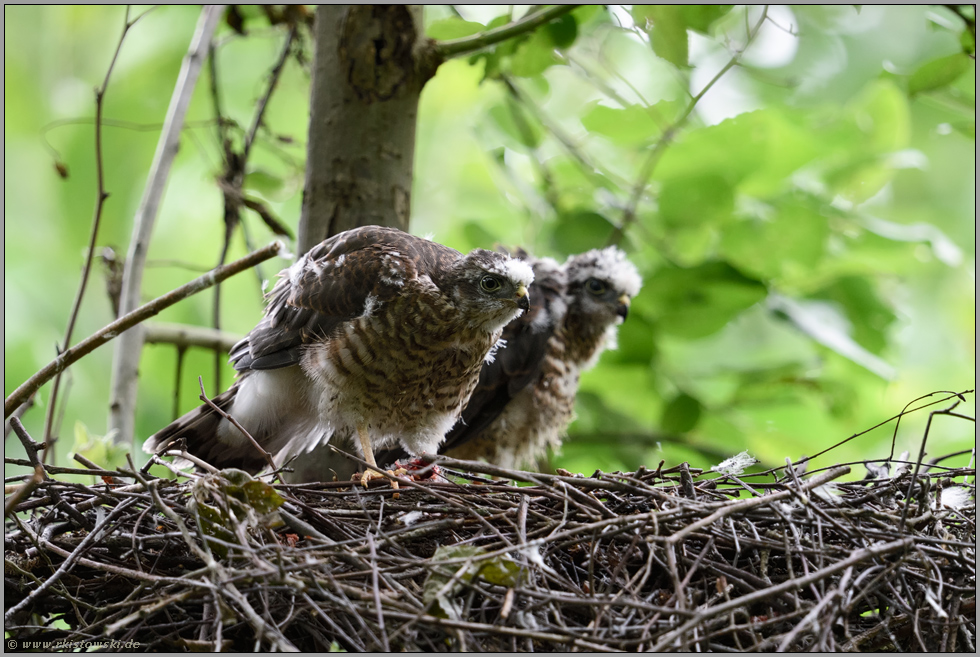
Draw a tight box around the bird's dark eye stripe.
[480,275,502,292]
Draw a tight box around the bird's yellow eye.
[586,278,606,295]
[480,275,503,293]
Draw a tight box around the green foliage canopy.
[4,5,975,479]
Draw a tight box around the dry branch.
[434,5,579,59]
[109,5,226,446]
[4,241,283,419]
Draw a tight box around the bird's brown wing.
[233,226,455,372]
[147,226,461,471]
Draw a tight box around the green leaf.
[960,28,975,57]
[422,545,523,619]
[657,173,735,230]
[549,210,616,255]
[581,102,672,145]
[487,102,543,149]
[681,5,732,33]
[241,480,285,514]
[576,365,659,428]
[660,223,718,267]
[632,5,728,64]
[476,554,523,587]
[650,171,736,266]
[661,392,702,433]
[469,15,521,80]
[194,502,234,558]
[636,6,690,67]
[769,295,897,380]
[655,112,770,185]
[510,28,561,77]
[719,197,829,282]
[908,53,972,95]
[739,111,825,197]
[807,277,895,354]
[427,17,486,41]
[543,13,578,49]
[571,5,606,27]
[548,156,610,207]
[643,262,768,338]
[70,422,129,471]
[243,169,284,197]
[849,80,910,153]
[190,470,286,558]
[660,109,823,197]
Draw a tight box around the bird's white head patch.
[565,247,642,298]
[479,252,535,290]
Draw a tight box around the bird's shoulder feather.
[234,226,461,371]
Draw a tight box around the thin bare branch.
[43,7,142,462]
[110,4,227,446]
[435,5,579,59]
[143,322,240,354]
[197,376,276,473]
[5,241,283,419]
[609,6,770,245]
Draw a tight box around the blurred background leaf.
[4,5,975,481]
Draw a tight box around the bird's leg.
[356,425,404,493]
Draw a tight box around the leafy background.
[4,5,975,480]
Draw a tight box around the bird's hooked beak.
[616,293,631,320]
[516,283,530,312]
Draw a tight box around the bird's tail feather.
[143,387,268,474]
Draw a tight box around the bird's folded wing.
[233,228,421,372]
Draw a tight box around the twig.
[609,6,770,245]
[900,397,965,527]
[650,537,915,651]
[4,497,138,623]
[435,5,579,59]
[110,4,226,446]
[2,466,44,517]
[501,75,632,193]
[11,512,213,587]
[104,590,195,636]
[210,23,296,389]
[156,449,219,475]
[5,418,49,516]
[41,7,151,462]
[765,389,974,479]
[143,322,240,353]
[3,398,972,651]
[243,25,297,160]
[4,396,34,440]
[197,376,276,473]
[4,240,283,418]
[668,466,852,544]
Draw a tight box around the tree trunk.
[298,5,431,254]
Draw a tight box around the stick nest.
[4,416,976,651]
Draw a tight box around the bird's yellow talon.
[357,468,403,498]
